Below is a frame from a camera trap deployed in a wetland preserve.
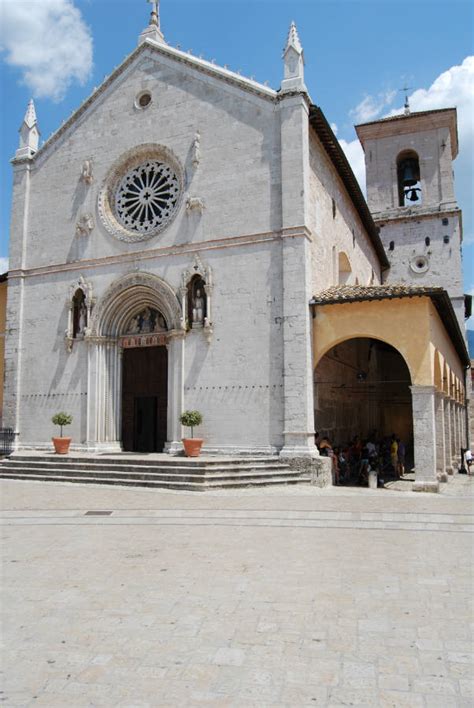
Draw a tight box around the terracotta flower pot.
[52,437,72,455]
[182,438,204,457]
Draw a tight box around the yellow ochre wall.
[313,295,465,397]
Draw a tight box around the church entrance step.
[0,472,310,491]
[0,454,311,490]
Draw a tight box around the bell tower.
[355,108,465,327]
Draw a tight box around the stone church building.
[4,7,470,491]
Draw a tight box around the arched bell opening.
[314,337,413,485]
[397,150,422,207]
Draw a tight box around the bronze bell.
[401,160,418,187]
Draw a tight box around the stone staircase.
[0,453,310,491]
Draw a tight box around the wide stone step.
[0,472,310,491]
[2,459,290,475]
[0,465,298,484]
[7,454,281,468]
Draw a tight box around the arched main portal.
[86,272,185,452]
[314,337,413,477]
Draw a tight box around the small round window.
[410,255,430,274]
[135,91,152,110]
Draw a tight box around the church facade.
[4,9,470,491]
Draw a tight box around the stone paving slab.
[1,474,473,707]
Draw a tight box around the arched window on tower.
[397,151,422,207]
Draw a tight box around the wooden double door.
[122,346,168,452]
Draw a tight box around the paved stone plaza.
[1,476,473,707]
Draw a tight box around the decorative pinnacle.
[23,98,38,128]
[284,21,303,55]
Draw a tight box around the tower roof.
[22,99,38,129]
[355,108,458,159]
[284,21,303,56]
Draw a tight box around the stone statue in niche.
[126,307,167,335]
[72,289,87,338]
[81,159,93,184]
[193,289,205,325]
[192,131,201,169]
[78,301,87,335]
[187,275,207,328]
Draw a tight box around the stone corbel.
[76,213,94,237]
[186,197,205,215]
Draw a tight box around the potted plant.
[51,412,73,454]
[180,410,204,457]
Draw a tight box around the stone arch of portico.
[86,272,185,451]
[314,333,416,386]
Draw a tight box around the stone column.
[164,330,185,454]
[451,402,459,466]
[278,93,318,460]
[3,159,32,449]
[85,337,122,452]
[410,385,439,492]
[435,392,447,482]
[444,397,453,475]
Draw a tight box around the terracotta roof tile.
[310,284,445,305]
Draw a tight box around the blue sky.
[1,0,473,325]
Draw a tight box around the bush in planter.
[179,410,203,457]
[51,412,73,454]
[52,412,73,437]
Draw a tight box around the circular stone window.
[99,145,184,242]
[410,255,430,274]
[135,91,152,109]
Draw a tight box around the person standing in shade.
[397,437,406,477]
[390,434,399,475]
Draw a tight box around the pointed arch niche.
[85,272,185,452]
[180,254,213,342]
[65,276,94,352]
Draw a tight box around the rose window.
[114,160,181,234]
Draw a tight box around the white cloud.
[339,138,366,195]
[0,257,8,274]
[349,89,396,124]
[0,0,93,101]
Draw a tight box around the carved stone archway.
[85,272,185,452]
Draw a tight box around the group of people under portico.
[315,431,407,487]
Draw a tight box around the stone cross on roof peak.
[139,0,165,45]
